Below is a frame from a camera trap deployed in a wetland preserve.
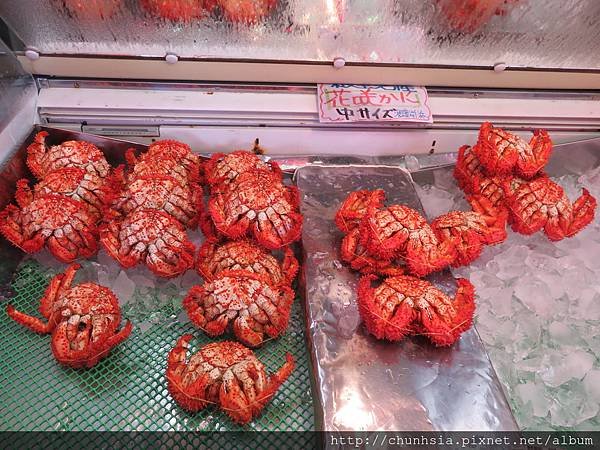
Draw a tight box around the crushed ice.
[417,165,600,430]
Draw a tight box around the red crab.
[358,274,475,347]
[6,264,132,368]
[183,270,294,347]
[125,140,201,186]
[141,0,216,20]
[111,174,203,228]
[454,145,507,210]
[472,122,552,178]
[217,0,277,23]
[62,0,122,19]
[100,209,195,277]
[208,169,302,250]
[431,195,508,266]
[166,335,294,424]
[360,204,456,277]
[197,239,299,287]
[204,150,282,192]
[502,176,597,241]
[437,0,518,33]
[335,189,385,233]
[27,131,110,180]
[20,167,115,220]
[0,192,97,263]
[340,228,405,276]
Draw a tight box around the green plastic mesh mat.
[0,258,315,445]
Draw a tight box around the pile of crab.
[0,131,117,262]
[100,140,203,278]
[336,122,597,348]
[166,150,302,424]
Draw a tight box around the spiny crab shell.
[454,145,507,210]
[197,239,299,287]
[183,270,294,347]
[100,208,195,278]
[0,193,98,263]
[204,150,282,192]
[125,140,201,186]
[6,264,132,368]
[27,131,110,180]
[357,274,475,347]
[502,176,596,241]
[27,167,115,220]
[360,204,456,277]
[335,189,386,233]
[340,227,405,276]
[208,169,302,250]
[112,174,203,229]
[166,335,294,424]
[472,122,552,179]
[431,195,508,267]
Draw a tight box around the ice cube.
[433,168,458,192]
[515,382,550,418]
[112,270,136,306]
[538,349,594,387]
[582,370,600,403]
[470,270,503,289]
[535,272,566,299]
[569,288,600,321]
[514,278,554,320]
[490,287,513,318]
[96,249,120,275]
[178,270,200,293]
[547,322,575,345]
[549,380,599,427]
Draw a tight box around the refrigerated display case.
[1,0,600,442]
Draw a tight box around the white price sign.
[317,84,433,123]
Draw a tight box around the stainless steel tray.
[296,164,518,432]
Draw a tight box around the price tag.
[317,84,433,123]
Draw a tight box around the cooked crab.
[208,169,302,250]
[183,270,294,347]
[472,122,552,178]
[335,189,386,233]
[454,145,507,210]
[197,239,298,287]
[20,167,115,220]
[360,204,456,277]
[125,140,201,186]
[217,0,276,23]
[0,192,97,263]
[6,264,132,368]
[431,195,508,266]
[358,274,475,346]
[502,176,596,241]
[437,0,518,33]
[111,174,202,228]
[340,228,405,276]
[100,208,195,277]
[166,335,294,424]
[141,0,216,20]
[27,131,110,180]
[204,150,282,192]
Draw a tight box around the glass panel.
[1,0,599,69]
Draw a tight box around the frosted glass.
[1,0,599,69]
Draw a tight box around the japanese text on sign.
[317,84,433,123]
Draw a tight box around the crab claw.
[517,129,553,179]
[340,228,405,276]
[219,353,294,425]
[335,189,386,233]
[166,334,212,412]
[26,131,50,179]
[357,274,416,342]
[419,278,475,347]
[567,188,597,237]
